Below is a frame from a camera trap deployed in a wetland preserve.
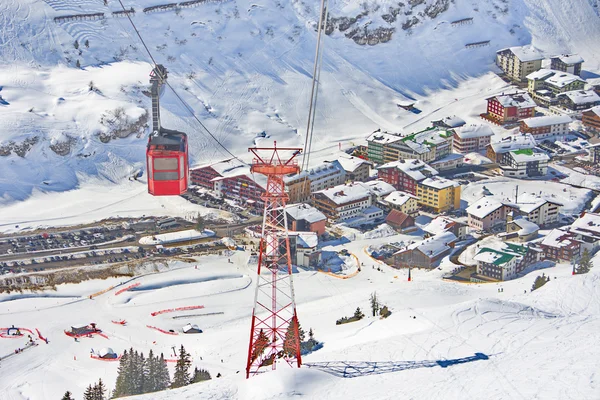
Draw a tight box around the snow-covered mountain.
[0,0,599,203]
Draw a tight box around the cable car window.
[154,171,180,181]
[180,155,184,177]
[154,158,178,171]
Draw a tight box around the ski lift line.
[115,0,242,164]
[301,0,329,173]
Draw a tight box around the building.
[212,170,266,207]
[182,324,202,334]
[361,180,396,200]
[432,115,466,129]
[190,158,247,190]
[422,216,469,241]
[550,54,584,76]
[97,348,118,359]
[474,241,539,281]
[377,159,438,195]
[520,115,572,138]
[382,190,419,216]
[527,69,585,96]
[496,46,544,81]
[501,217,540,243]
[485,93,536,124]
[466,197,511,231]
[312,182,372,223]
[589,143,600,164]
[385,210,415,231]
[499,148,550,178]
[507,194,561,227]
[582,106,600,133]
[569,212,600,251]
[337,157,371,182]
[289,232,321,268]
[393,231,457,269]
[540,229,582,262]
[430,154,464,172]
[416,177,461,212]
[487,133,537,163]
[366,130,402,164]
[453,124,494,153]
[284,161,346,203]
[285,204,327,235]
[557,90,600,111]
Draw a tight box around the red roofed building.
[540,229,582,262]
[385,210,415,231]
[485,92,536,124]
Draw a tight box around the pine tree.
[191,367,211,383]
[142,349,156,393]
[93,379,106,400]
[532,274,549,291]
[76,59,81,68]
[74,40,79,50]
[83,385,94,400]
[250,329,270,364]
[113,349,129,398]
[157,353,171,390]
[61,391,74,400]
[576,249,592,274]
[171,345,192,388]
[353,307,364,320]
[370,292,380,317]
[85,39,90,48]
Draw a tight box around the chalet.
[485,93,536,124]
[337,157,371,182]
[382,190,419,216]
[453,124,494,153]
[487,133,537,163]
[285,204,327,235]
[501,217,540,243]
[540,229,582,262]
[569,212,600,251]
[393,231,457,269]
[582,106,600,133]
[312,182,372,223]
[385,210,415,232]
[361,180,396,200]
[284,161,346,203]
[376,159,438,195]
[520,115,572,138]
[289,232,321,268]
[506,194,562,227]
[466,197,511,231]
[550,54,584,76]
[416,177,461,213]
[422,216,469,241]
[182,324,202,334]
[557,90,600,111]
[432,115,466,129]
[473,240,540,281]
[499,148,550,178]
[496,46,544,81]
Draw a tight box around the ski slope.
[1,238,599,399]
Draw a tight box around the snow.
[432,115,466,128]
[290,231,319,249]
[489,133,537,154]
[314,182,371,205]
[556,54,584,65]
[521,115,572,128]
[366,131,402,145]
[454,124,494,139]
[139,229,215,245]
[559,90,600,104]
[383,190,417,207]
[526,68,556,80]
[552,164,600,191]
[570,212,600,239]
[540,228,579,248]
[360,180,395,198]
[400,231,457,258]
[508,149,550,163]
[422,216,462,236]
[336,156,370,173]
[377,159,438,182]
[465,197,505,219]
[194,158,247,176]
[286,204,326,224]
[499,45,544,62]
[511,218,540,235]
[492,92,536,109]
[545,71,584,88]
[419,176,459,190]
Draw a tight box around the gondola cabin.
[146,131,189,196]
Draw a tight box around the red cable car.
[146,65,189,196]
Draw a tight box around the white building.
[507,193,562,227]
[382,190,419,215]
[520,115,572,139]
[453,124,494,153]
[569,212,600,251]
[312,182,373,222]
[500,149,550,178]
[496,46,544,81]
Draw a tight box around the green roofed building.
[472,239,542,281]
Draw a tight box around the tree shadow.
[305,353,489,378]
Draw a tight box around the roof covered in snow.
[505,193,563,214]
[526,69,556,81]
[377,159,438,181]
[570,212,600,239]
[587,106,600,117]
[284,160,345,183]
[195,157,247,175]
[455,124,494,139]
[558,90,600,105]
[490,134,537,154]
[420,176,460,190]
[490,92,537,109]
[466,197,505,219]
[99,348,116,357]
[498,46,544,62]
[290,231,319,249]
[423,216,464,236]
[361,180,396,197]
[314,182,372,205]
[383,190,418,207]
[508,149,550,163]
[511,218,540,236]
[545,72,585,88]
[541,228,581,248]
[395,231,457,258]
[473,239,530,267]
[522,115,572,128]
[554,54,584,65]
[286,203,326,224]
[183,323,201,332]
[432,115,466,128]
[337,156,371,173]
[366,130,402,145]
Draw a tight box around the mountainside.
[0,0,599,203]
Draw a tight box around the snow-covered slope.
[0,0,599,203]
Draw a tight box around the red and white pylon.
[246,143,302,378]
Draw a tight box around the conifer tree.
[112,349,128,398]
[576,249,592,274]
[532,274,550,291]
[93,379,106,400]
[61,391,74,400]
[191,367,212,383]
[370,292,380,317]
[157,353,171,390]
[74,40,79,49]
[83,385,94,400]
[85,39,90,48]
[353,307,365,320]
[171,345,192,388]
[143,349,156,393]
